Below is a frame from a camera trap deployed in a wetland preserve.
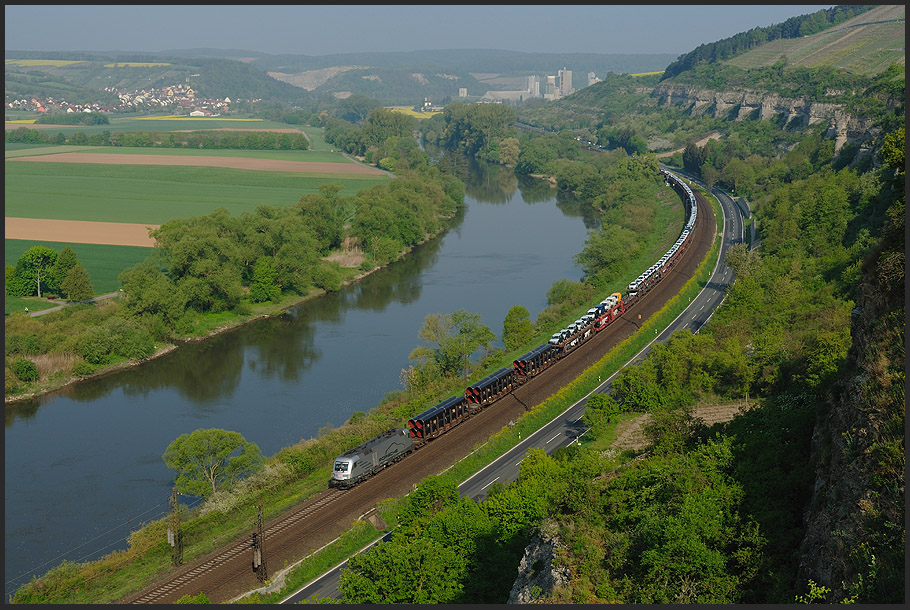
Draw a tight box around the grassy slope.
[724,5,905,75]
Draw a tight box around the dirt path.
[655,132,722,159]
[611,401,757,451]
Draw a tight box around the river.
[3,154,598,598]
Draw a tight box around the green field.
[5,240,153,295]
[5,162,388,224]
[56,146,347,162]
[6,145,354,163]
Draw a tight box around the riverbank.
[4,220,453,406]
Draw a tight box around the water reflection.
[516,172,557,204]
[555,189,602,229]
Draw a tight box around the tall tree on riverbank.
[163,428,263,497]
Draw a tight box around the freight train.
[329,169,698,489]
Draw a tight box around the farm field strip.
[5,163,387,224]
[8,152,387,174]
[5,218,158,247]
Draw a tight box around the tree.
[249,257,280,303]
[49,245,80,293]
[701,164,720,191]
[502,305,535,351]
[60,263,94,301]
[415,309,496,379]
[162,429,263,497]
[14,246,57,297]
[498,137,521,167]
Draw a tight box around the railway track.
[123,185,715,604]
[126,488,349,603]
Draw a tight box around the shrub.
[5,364,19,393]
[311,262,343,292]
[77,326,114,365]
[276,447,316,477]
[5,333,41,356]
[73,361,96,376]
[234,301,252,316]
[12,358,39,382]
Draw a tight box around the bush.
[311,262,343,292]
[73,361,96,376]
[5,364,19,393]
[276,447,316,477]
[77,326,114,365]
[12,358,39,382]
[5,333,41,356]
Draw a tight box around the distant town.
[7,68,597,117]
[6,81,247,116]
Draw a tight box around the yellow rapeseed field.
[386,106,441,119]
[5,59,82,67]
[103,62,172,68]
[630,71,665,77]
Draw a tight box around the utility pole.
[167,487,182,566]
[251,501,267,582]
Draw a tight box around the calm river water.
[4,155,598,597]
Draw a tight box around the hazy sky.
[6,5,834,57]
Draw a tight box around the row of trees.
[119,171,462,338]
[321,106,418,159]
[34,112,110,125]
[5,126,310,150]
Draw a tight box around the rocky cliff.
[651,83,879,153]
[796,191,905,602]
[508,521,571,604]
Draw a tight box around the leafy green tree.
[398,476,462,531]
[498,137,521,167]
[502,305,535,351]
[13,245,57,297]
[412,309,496,379]
[5,263,32,296]
[118,259,187,330]
[249,257,280,303]
[162,428,263,497]
[49,245,80,293]
[583,393,623,437]
[60,263,94,301]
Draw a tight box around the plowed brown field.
[5,217,158,247]
[7,152,386,174]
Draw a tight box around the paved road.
[28,292,120,316]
